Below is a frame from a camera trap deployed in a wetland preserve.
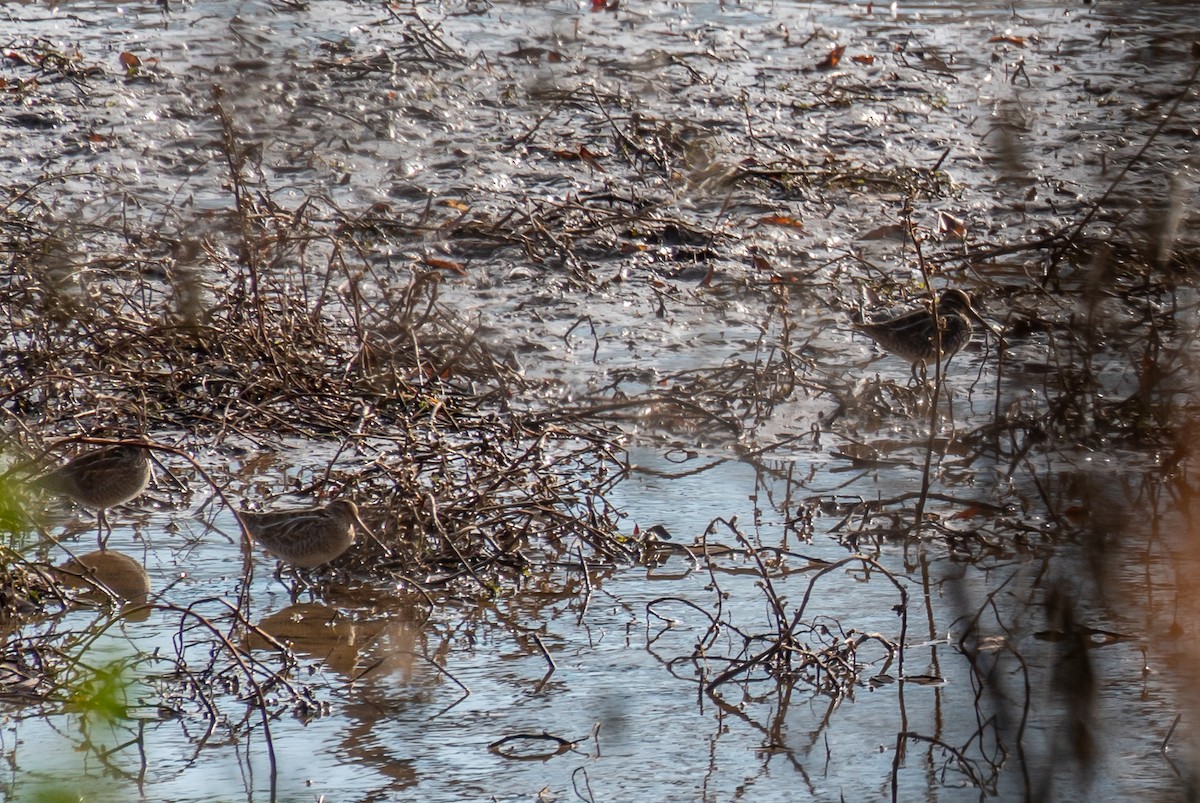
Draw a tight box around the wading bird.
[38,443,152,549]
[238,499,383,569]
[856,288,991,377]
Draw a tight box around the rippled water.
[4,0,1199,800]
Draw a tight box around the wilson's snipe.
[856,288,988,375]
[238,499,379,569]
[38,444,152,549]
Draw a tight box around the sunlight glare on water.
[3,0,1199,799]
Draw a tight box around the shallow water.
[4,0,1200,800]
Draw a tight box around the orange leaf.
[816,44,846,70]
[950,505,986,520]
[118,51,141,71]
[760,214,805,229]
[423,256,467,276]
[988,35,1026,47]
[439,199,470,212]
[851,54,876,65]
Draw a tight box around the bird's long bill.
[972,309,1001,337]
[352,511,392,556]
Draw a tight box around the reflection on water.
[247,598,424,683]
[55,550,150,602]
[3,0,1199,801]
[249,602,372,679]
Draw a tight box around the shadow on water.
[1,0,1199,800]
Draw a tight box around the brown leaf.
[1062,505,1088,522]
[904,674,945,686]
[988,35,1026,47]
[118,51,141,72]
[859,223,907,241]
[937,211,968,240]
[501,46,566,63]
[751,253,773,272]
[949,504,986,520]
[851,54,876,65]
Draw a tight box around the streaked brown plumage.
[238,499,375,569]
[38,444,152,548]
[39,444,152,510]
[856,289,986,373]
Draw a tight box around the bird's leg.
[97,509,111,551]
[274,562,312,601]
[910,360,927,387]
[272,560,286,586]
